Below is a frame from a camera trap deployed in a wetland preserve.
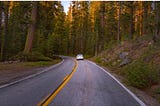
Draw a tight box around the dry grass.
[0,59,62,86]
[0,59,61,71]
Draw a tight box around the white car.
[76,54,84,60]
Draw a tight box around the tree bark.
[117,1,121,42]
[130,2,134,39]
[0,2,9,61]
[153,2,160,42]
[23,2,38,54]
[139,1,143,36]
[3,2,9,60]
[142,2,148,36]
[0,2,3,60]
[99,1,105,52]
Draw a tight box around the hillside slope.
[92,35,160,106]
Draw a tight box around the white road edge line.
[87,60,146,106]
[0,59,64,89]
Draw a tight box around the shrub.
[155,87,160,94]
[12,51,53,62]
[124,61,158,89]
[95,57,102,64]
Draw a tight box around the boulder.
[119,58,131,67]
[118,52,131,67]
[119,52,129,59]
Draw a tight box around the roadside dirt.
[91,35,160,106]
[102,66,160,106]
[0,59,159,106]
[0,65,47,86]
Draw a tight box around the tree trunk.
[0,2,9,61]
[130,2,134,39]
[117,1,121,42]
[3,2,9,60]
[139,1,143,36]
[153,2,160,42]
[23,2,38,54]
[142,2,148,36]
[0,2,3,61]
[99,1,105,52]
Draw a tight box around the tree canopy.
[0,1,159,61]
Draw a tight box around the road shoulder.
[0,59,63,88]
[88,60,160,106]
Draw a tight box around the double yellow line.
[37,60,78,106]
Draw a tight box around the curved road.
[0,56,145,106]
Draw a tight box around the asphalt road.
[0,56,145,106]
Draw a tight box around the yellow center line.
[37,60,78,106]
[63,75,68,81]
[37,93,51,106]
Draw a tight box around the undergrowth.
[123,61,159,89]
[11,51,53,62]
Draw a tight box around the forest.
[0,1,160,61]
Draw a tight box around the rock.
[3,61,8,64]
[148,42,152,45]
[119,58,131,67]
[8,61,13,64]
[3,60,20,64]
[117,59,121,62]
[14,60,20,63]
[119,52,129,59]
[112,61,117,66]
[101,58,108,62]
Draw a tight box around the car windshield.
[77,54,83,56]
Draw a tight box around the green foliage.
[104,40,117,50]
[7,2,31,58]
[12,52,52,62]
[95,57,102,64]
[155,87,160,94]
[123,61,158,89]
[34,1,67,56]
[0,1,159,61]
[23,61,60,67]
[0,60,61,71]
[83,55,92,59]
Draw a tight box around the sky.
[61,1,71,14]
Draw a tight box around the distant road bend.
[0,56,146,106]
